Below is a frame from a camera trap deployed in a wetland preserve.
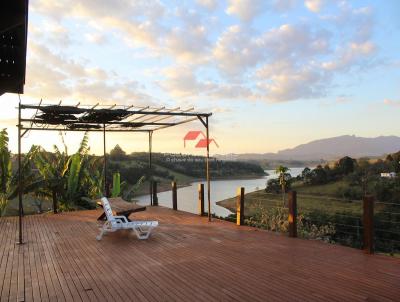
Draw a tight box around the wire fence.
[373,200,400,254]
[227,192,400,255]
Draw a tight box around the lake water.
[136,167,304,217]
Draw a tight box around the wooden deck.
[1,207,399,302]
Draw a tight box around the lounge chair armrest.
[114,215,129,223]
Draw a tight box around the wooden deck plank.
[69,222,147,301]
[23,217,33,302]
[0,207,399,302]
[32,215,70,302]
[88,224,183,302]
[42,216,120,302]
[33,218,50,301]
[36,214,91,302]
[37,216,93,302]
[1,214,17,301]
[25,216,40,302]
[0,217,11,300]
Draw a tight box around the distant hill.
[215,135,400,162]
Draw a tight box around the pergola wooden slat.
[17,101,213,244]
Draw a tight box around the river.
[136,167,304,217]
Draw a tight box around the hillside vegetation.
[218,153,400,255]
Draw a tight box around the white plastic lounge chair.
[96,197,158,241]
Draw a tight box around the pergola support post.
[197,115,212,222]
[103,124,109,197]
[205,116,211,221]
[17,101,23,244]
[149,131,153,206]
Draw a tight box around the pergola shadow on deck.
[1,208,399,301]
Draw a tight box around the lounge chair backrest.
[101,197,115,222]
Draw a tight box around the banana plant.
[0,129,11,216]
[111,172,121,197]
[33,144,71,210]
[0,130,41,215]
[81,155,103,200]
[33,131,93,209]
[121,175,145,201]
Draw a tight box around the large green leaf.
[66,153,82,203]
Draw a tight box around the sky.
[0,0,399,156]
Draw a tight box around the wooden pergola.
[17,101,213,244]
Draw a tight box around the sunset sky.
[1,0,399,156]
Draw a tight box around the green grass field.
[292,180,350,197]
[217,180,389,218]
[217,190,366,217]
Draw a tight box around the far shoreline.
[134,173,268,198]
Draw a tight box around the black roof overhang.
[0,0,29,96]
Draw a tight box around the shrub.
[245,202,336,242]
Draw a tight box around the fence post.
[152,181,158,206]
[236,187,245,225]
[198,184,205,216]
[288,191,297,238]
[363,195,374,254]
[172,181,177,210]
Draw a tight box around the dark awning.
[0,0,29,96]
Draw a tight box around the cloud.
[160,66,215,98]
[28,0,381,106]
[196,0,218,11]
[226,0,297,22]
[32,0,166,48]
[25,42,152,104]
[26,61,71,99]
[85,32,108,45]
[273,0,298,12]
[160,65,257,101]
[161,11,375,103]
[212,23,331,77]
[255,60,328,102]
[335,96,351,104]
[226,0,269,22]
[213,25,264,76]
[320,2,374,43]
[304,0,325,13]
[260,24,331,58]
[163,9,212,63]
[321,41,376,71]
[383,99,400,107]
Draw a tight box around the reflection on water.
[136,167,304,217]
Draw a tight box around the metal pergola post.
[103,124,107,197]
[17,101,23,244]
[197,114,212,221]
[148,130,153,206]
[205,116,211,222]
